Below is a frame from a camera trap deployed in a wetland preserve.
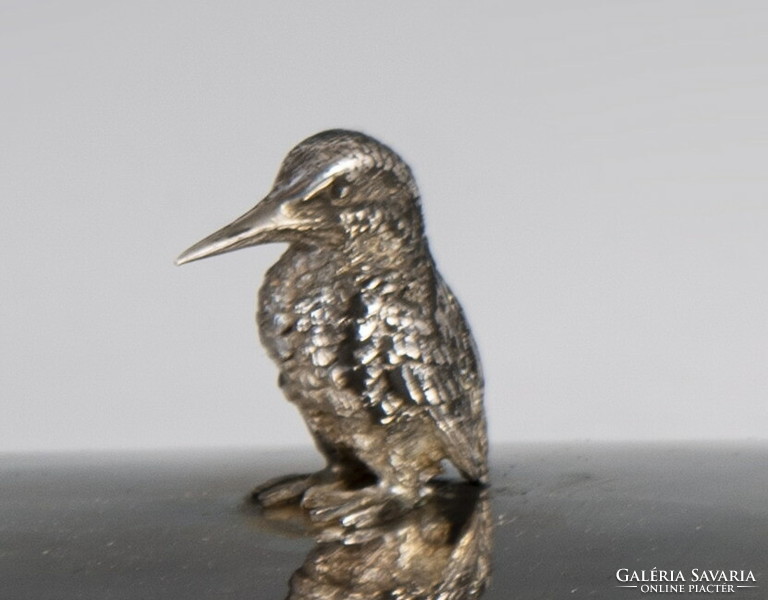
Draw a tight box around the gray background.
[2,1,766,452]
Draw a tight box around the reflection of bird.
[286,483,491,600]
[177,130,487,520]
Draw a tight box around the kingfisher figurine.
[177,130,487,523]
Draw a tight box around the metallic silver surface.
[280,483,490,600]
[177,130,488,521]
[4,444,767,599]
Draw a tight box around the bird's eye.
[330,178,349,199]
[301,177,348,203]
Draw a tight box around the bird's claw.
[250,472,319,507]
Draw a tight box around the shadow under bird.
[177,130,487,525]
[285,483,491,600]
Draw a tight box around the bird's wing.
[352,275,488,482]
[419,278,487,482]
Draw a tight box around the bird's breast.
[257,247,354,387]
[255,245,458,428]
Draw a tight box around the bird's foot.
[250,465,375,508]
[302,482,420,529]
[250,472,325,508]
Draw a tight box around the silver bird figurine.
[177,130,487,522]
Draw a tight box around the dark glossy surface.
[2,443,767,599]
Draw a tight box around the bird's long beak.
[176,193,295,266]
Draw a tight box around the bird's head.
[176,130,424,266]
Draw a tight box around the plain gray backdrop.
[2,1,766,451]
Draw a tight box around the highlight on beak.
[175,171,341,266]
[176,195,289,266]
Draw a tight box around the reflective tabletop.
[2,443,766,599]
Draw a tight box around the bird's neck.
[338,202,427,264]
[277,234,437,312]
[342,224,431,273]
